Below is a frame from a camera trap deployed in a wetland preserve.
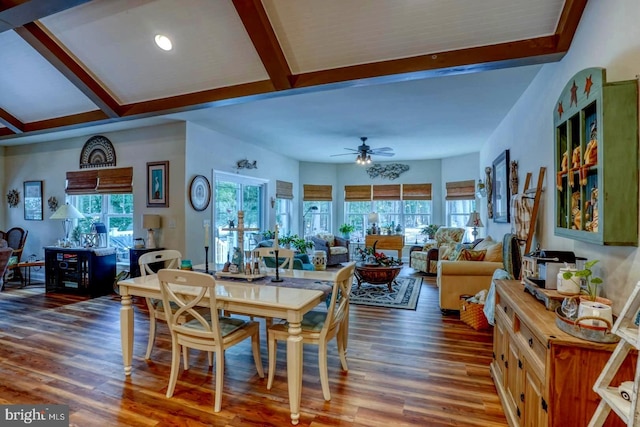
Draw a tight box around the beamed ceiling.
[0,0,587,162]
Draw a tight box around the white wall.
[2,123,187,260]
[480,0,640,311]
[185,123,299,264]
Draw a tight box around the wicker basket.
[459,296,490,330]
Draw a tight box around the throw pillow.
[483,242,503,262]
[449,243,475,261]
[474,236,495,251]
[456,249,487,261]
[317,233,335,247]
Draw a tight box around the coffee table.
[354,262,402,292]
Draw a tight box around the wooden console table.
[365,235,404,259]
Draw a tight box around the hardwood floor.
[0,269,507,426]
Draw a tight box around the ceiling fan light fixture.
[154,34,173,51]
[366,155,372,164]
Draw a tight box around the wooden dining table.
[117,263,352,425]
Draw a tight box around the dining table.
[117,263,353,425]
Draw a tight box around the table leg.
[287,320,303,425]
[120,293,134,376]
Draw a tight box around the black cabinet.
[129,247,165,277]
[45,247,116,297]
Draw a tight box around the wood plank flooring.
[0,269,507,426]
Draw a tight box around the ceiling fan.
[330,137,395,164]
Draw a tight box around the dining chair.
[255,247,295,272]
[138,249,183,360]
[267,263,356,401]
[158,269,264,412]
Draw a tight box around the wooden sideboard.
[365,234,404,260]
[491,280,634,427]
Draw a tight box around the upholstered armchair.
[410,227,465,275]
[1,227,28,283]
[310,233,350,266]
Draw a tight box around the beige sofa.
[436,234,521,312]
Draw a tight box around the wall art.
[24,180,43,220]
[366,163,410,180]
[147,161,169,207]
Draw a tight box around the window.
[214,173,266,263]
[446,200,477,242]
[275,198,291,235]
[303,201,331,237]
[73,194,134,260]
[344,200,432,244]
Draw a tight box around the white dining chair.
[138,249,183,360]
[267,263,356,401]
[158,269,264,412]
[255,247,295,272]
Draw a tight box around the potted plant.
[562,259,608,303]
[262,230,275,240]
[421,224,440,240]
[338,223,355,239]
[279,234,297,249]
[292,237,314,254]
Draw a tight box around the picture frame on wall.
[147,161,169,207]
[492,149,510,223]
[189,175,211,211]
[24,180,43,220]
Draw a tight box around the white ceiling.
[0,0,584,163]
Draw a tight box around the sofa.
[410,227,465,275]
[310,234,350,266]
[437,233,521,312]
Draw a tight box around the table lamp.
[50,203,85,246]
[466,211,484,240]
[142,214,161,249]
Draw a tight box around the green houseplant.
[291,237,314,254]
[562,259,604,302]
[420,224,440,240]
[338,223,355,239]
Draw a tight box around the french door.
[214,172,266,263]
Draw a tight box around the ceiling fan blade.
[330,153,358,157]
[372,152,395,157]
[371,147,393,151]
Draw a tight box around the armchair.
[410,227,465,275]
[1,227,28,283]
[310,234,349,266]
[0,245,13,291]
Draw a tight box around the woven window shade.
[372,184,401,200]
[66,167,133,195]
[445,180,476,200]
[96,167,133,194]
[303,184,332,201]
[275,180,293,199]
[344,185,371,201]
[66,170,98,195]
[402,183,432,200]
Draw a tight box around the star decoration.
[584,75,593,98]
[557,101,564,118]
[570,80,578,107]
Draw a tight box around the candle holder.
[271,248,283,282]
[204,246,209,273]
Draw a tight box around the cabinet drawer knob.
[503,305,508,313]
[520,392,525,402]
[528,338,533,348]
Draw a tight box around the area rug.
[349,276,422,310]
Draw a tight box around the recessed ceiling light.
[154,34,172,51]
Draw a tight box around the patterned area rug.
[349,276,422,310]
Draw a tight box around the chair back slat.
[139,250,182,276]
[158,269,222,342]
[255,247,295,271]
[323,263,356,337]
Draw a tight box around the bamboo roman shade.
[402,183,432,200]
[66,167,133,195]
[344,185,372,201]
[445,180,476,200]
[303,184,332,201]
[275,180,293,199]
[372,184,401,200]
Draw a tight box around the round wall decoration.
[80,135,116,168]
[6,189,20,207]
[189,175,211,211]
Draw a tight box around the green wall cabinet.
[554,68,638,245]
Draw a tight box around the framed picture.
[24,180,43,220]
[492,149,510,223]
[189,175,211,211]
[147,161,169,207]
